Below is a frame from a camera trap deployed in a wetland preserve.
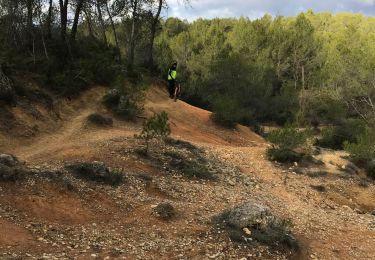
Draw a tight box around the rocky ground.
[0,138,295,260]
[0,85,374,259]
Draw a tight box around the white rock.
[243,227,252,236]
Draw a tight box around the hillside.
[0,85,375,259]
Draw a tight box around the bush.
[254,84,299,125]
[67,162,124,186]
[0,164,26,181]
[344,128,375,179]
[267,147,304,163]
[136,111,171,153]
[117,96,142,120]
[102,89,121,109]
[170,159,215,180]
[304,94,347,126]
[366,162,375,179]
[42,38,121,97]
[267,125,310,150]
[250,123,265,136]
[344,128,375,164]
[266,125,310,163]
[102,76,144,120]
[49,61,93,97]
[317,119,366,150]
[165,138,200,152]
[153,203,176,220]
[212,95,254,128]
[87,113,113,126]
[162,140,217,180]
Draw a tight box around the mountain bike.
[174,82,182,102]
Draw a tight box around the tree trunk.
[59,0,69,41]
[301,65,305,90]
[46,0,53,39]
[129,0,138,70]
[105,0,121,62]
[71,0,85,41]
[129,0,138,68]
[26,0,34,46]
[83,8,94,39]
[146,0,163,69]
[96,0,107,45]
[37,0,49,59]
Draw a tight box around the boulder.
[213,202,298,251]
[215,203,273,229]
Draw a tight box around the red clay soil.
[0,218,35,248]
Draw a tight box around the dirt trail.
[1,85,375,259]
[11,85,263,163]
[211,146,375,259]
[11,87,136,163]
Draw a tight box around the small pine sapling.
[136,111,171,154]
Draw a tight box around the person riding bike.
[167,62,177,99]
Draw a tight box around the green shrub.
[165,138,200,152]
[266,147,304,163]
[164,150,184,160]
[153,202,176,220]
[164,148,216,180]
[171,159,215,180]
[0,164,27,181]
[53,61,94,96]
[105,169,124,186]
[347,132,375,179]
[344,128,375,163]
[267,125,310,150]
[304,94,347,126]
[266,125,310,163]
[366,162,375,179]
[87,113,113,126]
[344,128,375,179]
[41,38,121,97]
[317,119,366,150]
[117,97,142,120]
[250,123,266,136]
[103,76,144,120]
[212,95,253,128]
[136,111,171,153]
[102,89,121,109]
[67,162,124,186]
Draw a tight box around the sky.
[164,0,375,21]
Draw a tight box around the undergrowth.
[66,162,124,186]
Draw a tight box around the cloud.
[164,0,375,21]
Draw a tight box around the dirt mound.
[145,85,264,146]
